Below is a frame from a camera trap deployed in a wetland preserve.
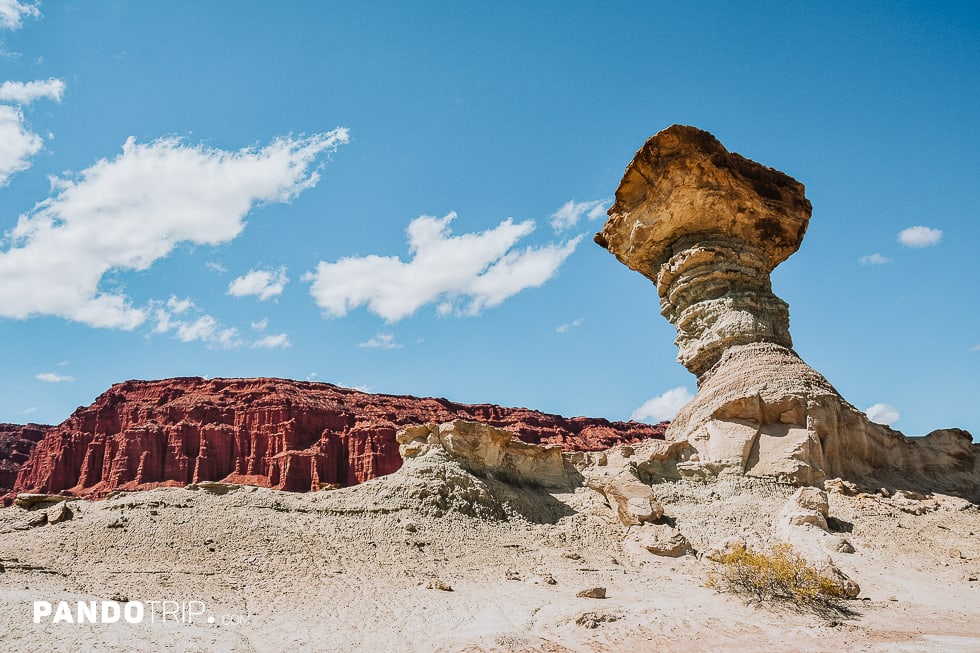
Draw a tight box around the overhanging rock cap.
[595,124,812,279]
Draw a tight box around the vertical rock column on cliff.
[0,424,49,495]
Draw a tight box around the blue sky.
[0,1,977,440]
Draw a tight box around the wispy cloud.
[0,78,64,104]
[0,105,43,184]
[630,386,693,422]
[0,78,64,185]
[175,316,241,349]
[556,318,583,333]
[36,371,74,383]
[549,198,609,232]
[898,226,942,248]
[865,402,900,425]
[337,381,373,392]
[166,296,193,315]
[151,297,242,349]
[859,253,890,265]
[228,266,289,300]
[305,212,580,322]
[0,0,40,31]
[359,333,402,349]
[0,129,348,329]
[252,333,291,349]
[970,344,980,353]
[155,305,290,350]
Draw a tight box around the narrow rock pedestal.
[596,125,979,498]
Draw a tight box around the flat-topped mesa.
[595,125,812,380]
[6,377,665,502]
[597,126,979,499]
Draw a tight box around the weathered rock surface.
[576,587,607,599]
[0,424,49,495]
[45,501,73,524]
[625,523,693,558]
[12,493,66,509]
[9,377,664,501]
[575,444,665,526]
[397,420,572,488]
[775,487,861,598]
[777,487,831,534]
[596,125,980,500]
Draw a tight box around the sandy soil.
[1,452,978,652]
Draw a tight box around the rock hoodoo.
[9,377,664,501]
[595,125,810,380]
[596,125,979,498]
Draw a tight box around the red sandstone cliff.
[10,378,665,500]
[0,423,50,495]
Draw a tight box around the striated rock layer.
[596,125,979,499]
[9,377,664,501]
[398,420,573,489]
[0,423,49,495]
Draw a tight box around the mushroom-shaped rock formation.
[596,125,809,379]
[597,125,979,499]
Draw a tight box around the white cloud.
[898,226,942,248]
[359,333,401,349]
[0,0,40,30]
[0,104,42,185]
[174,315,242,349]
[0,77,62,184]
[252,333,291,349]
[337,381,373,392]
[865,402,900,425]
[166,295,193,315]
[630,386,694,422]
[22,406,37,414]
[556,318,583,333]
[36,371,74,383]
[150,297,241,349]
[0,129,348,329]
[0,78,64,104]
[153,299,288,350]
[971,344,980,353]
[549,198,609,232]
[227,266,288,300]
[306,212,580,322]
[859,253,890,265]
[205,261,227,274]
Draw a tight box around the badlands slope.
[1,446,978,653]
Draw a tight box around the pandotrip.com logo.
[32,600,249,626]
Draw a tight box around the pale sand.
[1,453,978,652]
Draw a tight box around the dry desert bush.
[706,543,852,618]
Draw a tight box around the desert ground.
[1,448,978,653]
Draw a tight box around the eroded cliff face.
[0,423,49,495]
[9,377,664,500]
[596,125,979,499]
